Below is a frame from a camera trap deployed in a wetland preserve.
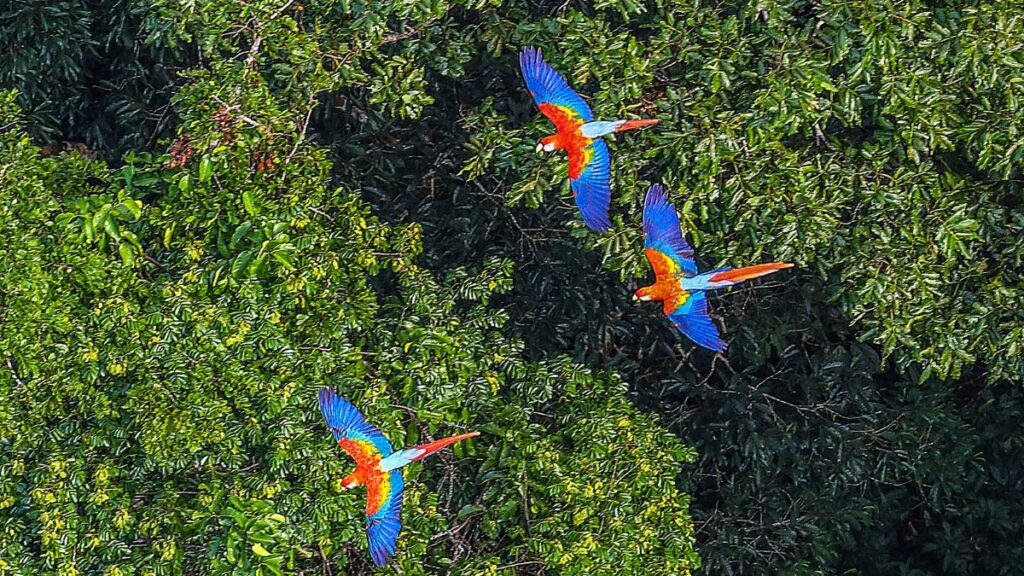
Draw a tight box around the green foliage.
[452,1,1024,382]
[0,0,192,153]
[5,0,1024,575]
[0,71,696,575]
[646,291,1024,576]
[255,1,1022,573]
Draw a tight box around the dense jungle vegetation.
[1,1,1023,575]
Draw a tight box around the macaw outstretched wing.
[318,388,394,465]
[569,138,612,231]
[365,470,404,566]
[667,291,726,352]
[520,47,594,131]
[643,184,698,278]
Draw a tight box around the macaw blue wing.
[366,470,404,566]
[570,138,612,231]
[520,47,594,123]
[318,388,393,458]
[667,291,726,352]
[643,184,698,278]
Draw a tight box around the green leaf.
[231,222,253,248]
[242,190,257,215]
[103,217,122,242]
[457,504,485,519]
[163,223,175,247]
[250,254,268,276]
[272,251,295,271]
[572,508,589,526]
[121,198,143,220]
[199,155,213,182]
[118,243,135,267]
[252,543,270,557]
[83,218,95,243]
[120,230,141,249]
[232,251,253,278]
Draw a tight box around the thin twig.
[308,206,334,222]
[318,543,332,576]
[6,356,24,390]
[245,34,263,69]
[145,254,168,270]
[285,98,317,165]
[497,560,544,571]
[270,0,296,20]
[211,96,269,133]
[382,28,420,44]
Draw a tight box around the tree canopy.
[2,0,1023,575]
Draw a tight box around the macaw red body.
[318,388,479,566]
[520,47,659,231]
[635,185,793,352]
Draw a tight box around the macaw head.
[535,135,557,153]
[633,286,654,301]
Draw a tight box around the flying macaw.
[634,185,793,352]
[519,47,659,231]
[317,388,479,566]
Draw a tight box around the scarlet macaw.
[318,388,479,566]
[634,185,793,352]
[520,47,659,231]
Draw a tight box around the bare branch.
[6,356,24,390]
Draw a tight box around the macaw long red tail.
[709,262,793,284]
[614,119,660,132]
[411,431,480,462]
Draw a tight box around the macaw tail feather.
[411,431,480,462]
[709,262,793,284]
[378,431,480,472]
[614,119,659,132]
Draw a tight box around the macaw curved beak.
[632,294,639,301]
[536,142,544,153]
